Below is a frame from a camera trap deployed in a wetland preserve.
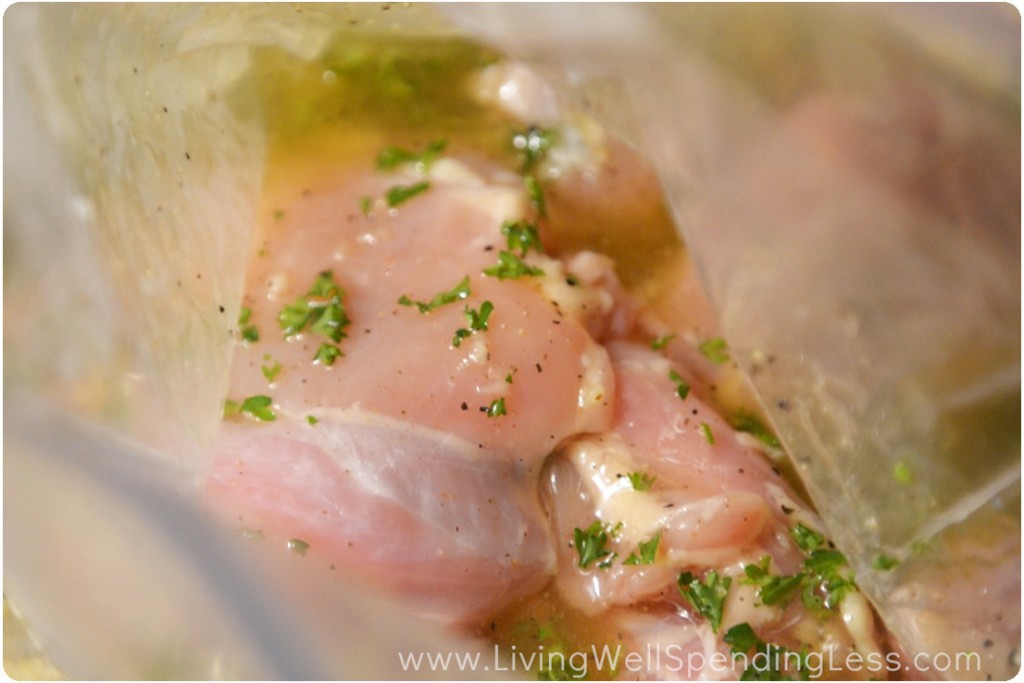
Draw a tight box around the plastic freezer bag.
[5,3,1020,680]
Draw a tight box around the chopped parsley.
[376,139,446,171]
[741,556,803,607]
[486,397,507,418]
[743,531,857,615]
[730,410,781,449]
[224,395,276,422]
[223,399,240,418]
[525,175,546,217]
[359,195,372,214]
[452,300,494,347]
[699,422,715,445]
[873,554,899,571]
[505,371,514,384]
[241,395,276,421]
[261,359,282,383]
[287,538,309,556]
[677,570,731,632]
[698,337,730,364]
[724,623,811,680]
[651,334,676,350]
[533,623,587,681]
[790,524,825,553]
[573,520,619,570]
[483,251,544,280]
[501,220,543,257]
[723,622,761,653]
[627,471,657,491]
[399,276,471,313]
[512,126,554,173]
[669,369,691,400]
[238,306,259,344]
[893,461,912,484]
[802,549,856,611]
[314,342,343,366]
[776,524,859,615]
[386,181,431,207]
[306,415,319,426]
[623,532,661,566]
[278,270,351,346]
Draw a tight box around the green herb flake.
[452,300,494,347]
[359,195,372,214]
[486,397,507,418]
[512,126,554,173]
[804,549,856,609]
[724,623,761,655]
[698,337,730,364]
[699,422,715,445]
[873,555,900,571]
[760,573,805,607]
[786,525,858,614]
[741,556,804,607]
[651,334,676,350]
[668,369,691,400]
[238,306,259,344]
[239,395,275,422]
[525,175,547,217]
[279,300,314,337]
[386,181,430,207]
[278,270,351,350]
[730,410,782,449]
[261,360,282,383]
[790,524,825,553]
[501,220,543,257]
[724,623,808,680]
[376,139,446,171]
[307,270,340,298]
[573,520,617,570]
[452,328,472,347]
[314,342,343,366]
[310,302,351,343]
[623,532,661,566]
[223,399,241,418]
[272,209,285,221]
[505,372,514,384]
[627,471,657,491]
[677,570,732,632]
[483,251,544,280]
[893,461,913,484]
[306,415,319,426]
[287,538,310,556]
[399,276,472,314]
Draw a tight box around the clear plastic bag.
[5,4,1019,679]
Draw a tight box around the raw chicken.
[206,152,618,624]
[208,412,555,624]
[205,54,892,678]
[542,342,885,678]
